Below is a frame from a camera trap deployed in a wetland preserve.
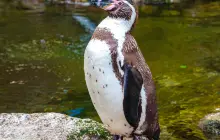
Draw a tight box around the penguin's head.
[92,0,137,28]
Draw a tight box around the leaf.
[180,65,187,69]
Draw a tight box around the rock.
[19,0,39,10]
[199,112,220,140]
[0,113,111,140]
[10,0,45,13]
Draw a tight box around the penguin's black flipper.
[122,63,143,127]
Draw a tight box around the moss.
[4,38,87,61]
[161,10,180,16]
[155,66,220,139]
[67,119,111,140]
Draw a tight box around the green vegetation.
[68,119,111,140]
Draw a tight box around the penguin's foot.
[113,135,123,140]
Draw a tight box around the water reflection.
[73,15,96,33]
[0,12,91,115]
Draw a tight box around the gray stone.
[199,112,220,140]
[0,113,111,140]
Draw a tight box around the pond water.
[1,2,220,140]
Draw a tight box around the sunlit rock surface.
[199,112,220,140]
[0,113,111,140]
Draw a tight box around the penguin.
[84,0,160,139]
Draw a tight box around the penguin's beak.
[91,0,119,11]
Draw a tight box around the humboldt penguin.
[84,0,160,139]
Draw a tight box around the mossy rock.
[67,119,111,140]
[199,113,220,139]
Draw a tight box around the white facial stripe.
[123,0,136,26]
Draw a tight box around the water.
[1,2,220,140]
[72,15,96,33]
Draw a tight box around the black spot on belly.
[105,84,108,87]
[103,71,104,74]
[93,66,94,69]
[109,62,111,65]
[98,91,100,94]
[96,80,98,82]
[99,68,101,72]
[124,124,127,126]
[110,119,113,122]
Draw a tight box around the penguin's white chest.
[84,39,133,136]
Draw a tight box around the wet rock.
[0,113,111,140]
[199,112,220,140]
[12,0,45,13]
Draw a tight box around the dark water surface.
[1,3,220,140]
